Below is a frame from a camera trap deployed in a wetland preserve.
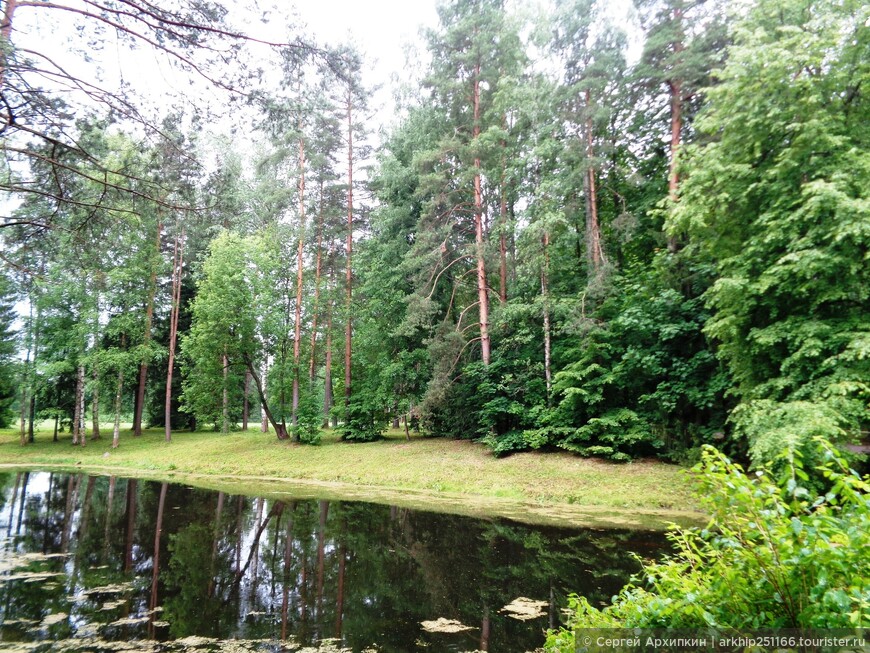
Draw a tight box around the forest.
[0,0,869,647]
[0,0,868,478]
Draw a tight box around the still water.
[0,472,669,652]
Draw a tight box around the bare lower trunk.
[309,181,325,382]
[243,371,250,430]
[260,359,269,433]
[165,232,184,443]
[112,334,126,449]
[73,364,84,446]
[91,364,100,439]
[134,220,161,437]
[222,349,230,435]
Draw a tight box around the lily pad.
[499,597,548,621]
[420,617,475,633]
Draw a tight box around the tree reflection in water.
[0,472,670,652]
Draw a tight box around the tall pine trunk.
[164,231,184,443]
[472,63,491,366]
[344,89,354,413]
[73,364,85,446]
[134,220,161,437]
[541,232,552,401]
[666,5,685,252]
[291,132,306,437]
[112,334,126,449]
[222,348,229,435]
[498,119,509,303]
[309,180,325,382]
[584,89,605,275]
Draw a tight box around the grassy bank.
[0,426,702,529]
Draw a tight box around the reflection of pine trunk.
[234,496,245,576]
[124,479,138,573]
[316,500,329,619]
[61,475,79,553]
[281,502,296,641]
[78,476,96,543]
[149,483,168,637]
[6,473,20,538]
[480,606,490,651]
[134,220,161,437]
[334,544,346,638]
[251,498,265,594]
[104,476,116,555]
[112,334,126,448]
[16,472,29,536]
[207,491,225,598]
[233,501,283,587]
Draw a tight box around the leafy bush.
[293,384,323,445]
[340,395,385,442]
[545,438,870,650]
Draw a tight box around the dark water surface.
[0,472,669,652]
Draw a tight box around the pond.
[0,472,670,652]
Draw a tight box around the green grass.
[0,425,702,529]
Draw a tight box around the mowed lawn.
[0,426,702,528]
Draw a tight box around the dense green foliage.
[544,438,870,649]
[0,0,866,472]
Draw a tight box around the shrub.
[545,438,870,650]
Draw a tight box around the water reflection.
[0,472,669,652]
